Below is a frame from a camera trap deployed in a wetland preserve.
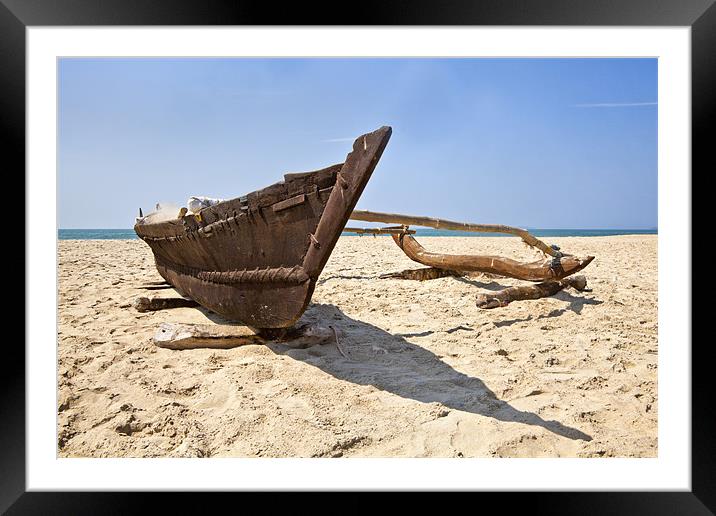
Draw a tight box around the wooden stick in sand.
[133,296,200,312]
[329,325,351,360]
[379,267,464,281]
[475,275,589,309]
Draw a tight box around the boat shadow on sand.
[262,303,592,442]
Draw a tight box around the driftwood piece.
[379,267,464,281]
[351,209,561,257]
[133,296,200,312]
[475,275,589,309]
[391,233,594,282]
[154,322,337,350]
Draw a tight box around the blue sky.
[58,58,657,229]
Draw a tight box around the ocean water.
[59,229,140,240]
[58,228,657,240]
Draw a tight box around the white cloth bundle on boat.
[137,202,181,224]
[187,196,224,214]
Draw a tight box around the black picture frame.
[4,0,709,512]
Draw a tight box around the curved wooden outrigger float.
[390,232,593,282]
[348,210,594,282]
[346,210,595,308]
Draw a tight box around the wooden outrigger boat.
[135,125,595,329]
[135,126,392,329]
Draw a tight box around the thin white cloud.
[227,90,289,97]
[321,137,355,143]
[573,102,658,108]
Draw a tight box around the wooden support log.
[351,209,561,257]
[133,296,200,312]
[153,322,337,350]
[475,275,589,309]
[379,267,464,281]
[391,233,594,282]
[154,323,264,349]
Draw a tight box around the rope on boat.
[156,257,310,286]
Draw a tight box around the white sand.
[58,235,657,457]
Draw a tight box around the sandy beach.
[58,235,657,458]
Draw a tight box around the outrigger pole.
[347,210,595,283]
[343,226,415,236]
[350,209,561,257]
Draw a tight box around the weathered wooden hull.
[135,126,392,328]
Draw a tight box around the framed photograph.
[6,0,710,512]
